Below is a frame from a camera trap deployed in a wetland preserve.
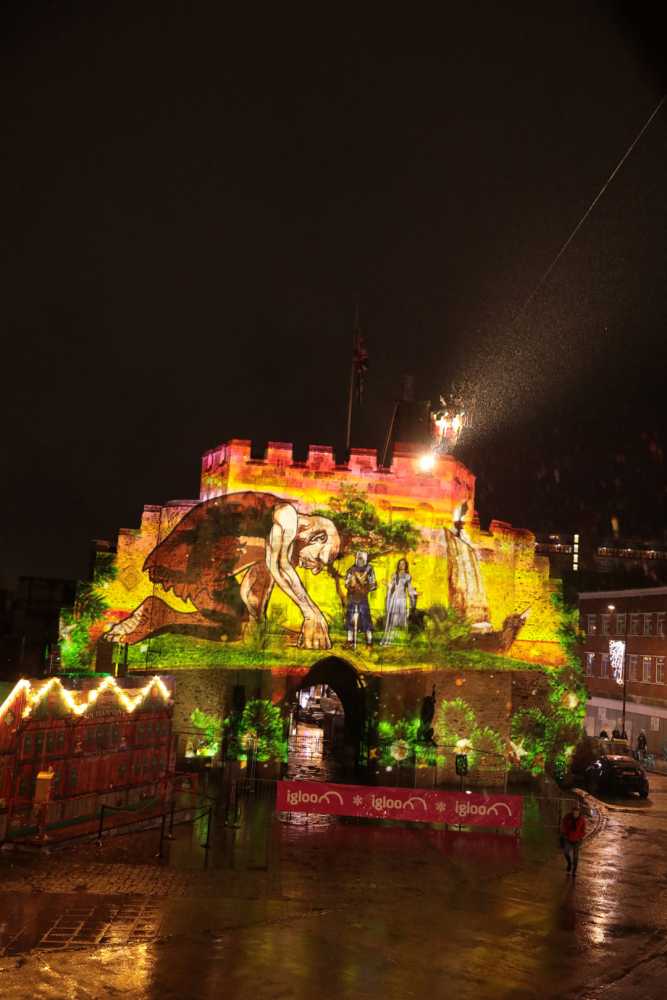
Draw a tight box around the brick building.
[580,587,667,751]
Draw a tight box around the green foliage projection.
[376,698,504,770]
[416,604,472,649]
[313,486,420,608]
[436,697,478,745]
[190,708,223,756]
[60,554,116,670]
[223,699,288,762]
[314,485,420,560]
[511,590,587,778]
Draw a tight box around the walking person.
[560,805,586,876]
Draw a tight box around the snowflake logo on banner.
[436,801,447,813]
[353,795,363,807]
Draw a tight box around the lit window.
[657,657,665,685]
[587,614,597,636]
[585,652,595,676]
[616,613,626,635]
[643,656,653,683]
[657,613,665,637]
[600,653,609,678]
[643,614,654,636]
[601,615,610,636]
[650,716,660,732]
[630,614,641,636]
[629,654,639,681]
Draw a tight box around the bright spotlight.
[418,452,436,472]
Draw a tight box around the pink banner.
[276,780,523,829]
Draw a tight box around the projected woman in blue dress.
[381,558,417,645]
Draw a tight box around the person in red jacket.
[560,805,586,875]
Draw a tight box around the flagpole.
[345,330,355,456]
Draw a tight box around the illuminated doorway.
[286,657,365,781]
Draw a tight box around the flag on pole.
[352,308,368,404]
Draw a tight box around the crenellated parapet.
[199,438,476,525]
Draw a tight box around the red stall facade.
[0,674,176,841]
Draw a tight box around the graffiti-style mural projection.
[66,439,566,671]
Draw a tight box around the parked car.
[584,755,649,798]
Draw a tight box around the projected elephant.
[107,491,340,650]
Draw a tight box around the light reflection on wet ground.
[283,722,344,830]
[2,775,667,997]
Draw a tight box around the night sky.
[1,3,665,583]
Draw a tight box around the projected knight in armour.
[345,551,377,646]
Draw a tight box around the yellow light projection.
[73,439,564,670]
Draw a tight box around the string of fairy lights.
[0,674,171,724]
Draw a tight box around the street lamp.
[418,452,436,473]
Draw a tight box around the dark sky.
[1,3,665,582]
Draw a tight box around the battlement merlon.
[198,438,477,522]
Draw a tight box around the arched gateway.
[286,657,366,768]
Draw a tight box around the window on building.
[46,732,55,753]
[616,613,626,635]
[643,614,654,636]
[657,657,665,685]
[69,766,77,790]
[643,656,653,683]
[601,614,610,636]
[585,652,595,676]
[600,653,609,678]
[650,716,660,732]
[23,734,33,756]
[629,654,639,680]
[657,613,665,638]
[587,614,597,636]
[630,613,641,636]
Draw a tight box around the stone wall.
[144,663,551,757]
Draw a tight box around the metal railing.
[97,799,213,858]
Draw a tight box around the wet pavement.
[1,773,667,998]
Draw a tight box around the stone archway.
[289,656,366,767]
